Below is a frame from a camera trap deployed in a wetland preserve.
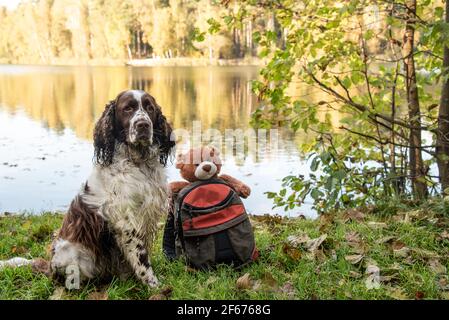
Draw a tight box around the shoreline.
[0,57,265,68]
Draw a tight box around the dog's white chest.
[85,158,168,232]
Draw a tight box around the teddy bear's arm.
[169,181,190,194]
[218,174,251,198]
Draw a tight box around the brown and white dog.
[48,89,175,287]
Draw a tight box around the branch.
[309,71,431,131]
[339,126,436,155]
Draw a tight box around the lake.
[0,65,315,217]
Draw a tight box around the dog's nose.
[202,164,212,172]
[136,120,150,131]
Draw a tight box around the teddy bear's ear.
[208,146,222,165]
[209,146,220,157]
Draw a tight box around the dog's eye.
[124,105,134,112]
[143,100,150,108]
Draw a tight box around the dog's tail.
[0,257,50,275]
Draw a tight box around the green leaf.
[310,157,320,172]
[311,189,324,200]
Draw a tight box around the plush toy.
[169,146,251,198]
[163,146,251,260]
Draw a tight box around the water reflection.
[0,65,313,216]
[0,65,261,137]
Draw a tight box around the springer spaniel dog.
[50,89,175,287]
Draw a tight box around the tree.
[436,0,449,194]
[402,0,427,199]
[210,0,447,212]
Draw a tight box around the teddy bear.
[168,146,251,198]
[162,146,251,260]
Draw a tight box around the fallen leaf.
[49,286,66,300]
[279,281,296,298]
[428,259,447,274]
[380,274,399,284]
[365,274,380,290]
[402,255,415,265]
[343,209,365,222]
[286,234,310,247]
[251,280,262,291]
[367,222,387,229]
[236,273,252,290]
[149,286,173,300]
[389,262,403,270]
[160,286,173,297]
[319,214,334,231]
[365,264,380,290]
[330,249,337,260]
[411,247,440,259]
[388,287,409,300]
[345,231,361,244]
[87,291,108,300]
[376,236,396,244]
[314,249,327,262]
[251,214,284,227]
[345,231,366,254]
[305,234,328,252]
[441,292,449,299]
[261,272,279,291]
[415,291,425,300]
[438,277,449,290]
[391,240,406,250]
[349,271,362,278]
[393,246,410,258]
[282,243,301,261]
[345,254,364,265]
[262,272,277,286]
[440,230,449,240]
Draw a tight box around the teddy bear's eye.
[195,164,199,167]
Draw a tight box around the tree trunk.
[403,0,428,199]
[436,0,449,194]
[80,0,92,59]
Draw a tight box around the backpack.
[173,178,258,269]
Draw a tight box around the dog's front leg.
[114,227,159,287]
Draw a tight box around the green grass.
[1,199,449,300]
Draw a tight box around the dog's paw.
[147,275,160,288]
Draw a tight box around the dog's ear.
[93,99,117,166]
[150,97,175,166]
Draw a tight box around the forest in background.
[0,0,286,65]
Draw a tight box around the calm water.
[0,65,314,217]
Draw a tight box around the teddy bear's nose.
[202,164,212,172]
